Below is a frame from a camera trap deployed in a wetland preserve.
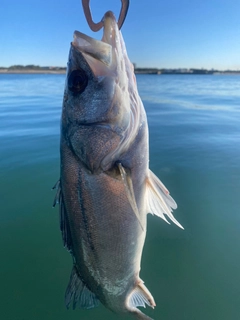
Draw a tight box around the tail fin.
[127,281,155,320]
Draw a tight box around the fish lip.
[72,10,118,55]
[72,12,119,75]
[72,31,112,66]
[73,10,117,47]
[72,31,113,74]
[101,11,118,45]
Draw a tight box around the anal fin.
[129,281,156,310]
[65,266,99,310]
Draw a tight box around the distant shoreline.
[0,69,66,74]
[0,68,240,75]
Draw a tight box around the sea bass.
[54,4,183,320]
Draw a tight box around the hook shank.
[82,0,129,32]
[118,0,130,30]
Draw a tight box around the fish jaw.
[72,30,114,77]
[63,12,143,172]
[72,10,134,77]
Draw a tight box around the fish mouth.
[72,11,119,76]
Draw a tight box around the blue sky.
[1,0,240,70]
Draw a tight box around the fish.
[53,5,183,320]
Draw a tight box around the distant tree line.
[1,65,239,74]
[8,65,41,69]
[134,67,240,75]
[0,65,66,70]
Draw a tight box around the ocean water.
[0,73,240,320]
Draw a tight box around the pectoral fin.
[118,163,144,231]
[146,170,184,229]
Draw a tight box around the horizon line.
[0,65,240,72]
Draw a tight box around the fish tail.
[126,281,155,320]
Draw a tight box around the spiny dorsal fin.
[146,170,184,229]
[65,266,99,310]
[52,180,73,251]
[52,180,60,207]
[117,163,144,231]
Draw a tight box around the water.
[1,74,240,320]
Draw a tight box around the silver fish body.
[56,11,183,320]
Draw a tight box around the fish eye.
[68,69,88,94]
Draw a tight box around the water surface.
[1,74,240,320]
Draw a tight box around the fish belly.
[61,138,147,311]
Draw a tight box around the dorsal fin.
[146,170,184,229]
[65,266,99,310]
[52,180,73,251]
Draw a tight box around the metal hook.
[82,0,130,32]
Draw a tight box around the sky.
[1,0,240,70]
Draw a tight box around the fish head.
[62,11,143,172]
